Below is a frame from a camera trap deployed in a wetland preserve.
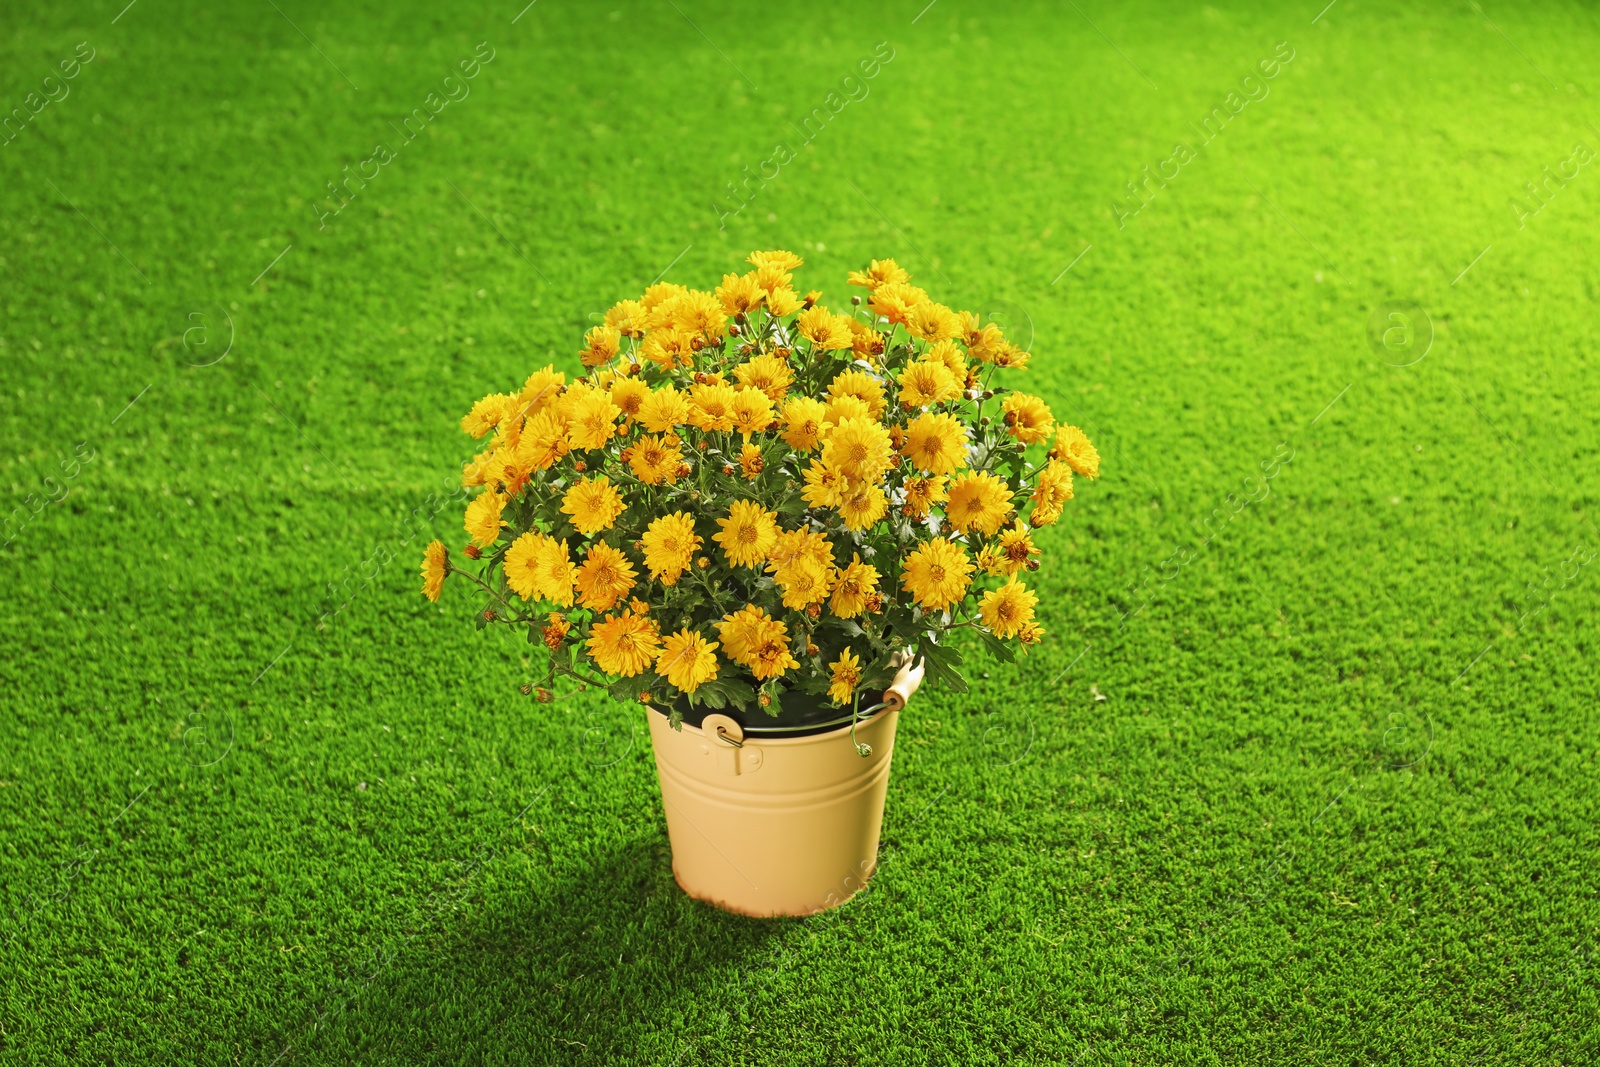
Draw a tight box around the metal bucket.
[646,659,924,917]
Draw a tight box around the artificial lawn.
[3,0,1598,1062]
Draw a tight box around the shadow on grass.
[264,834,781,1065]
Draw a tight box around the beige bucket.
[646,659,924,917]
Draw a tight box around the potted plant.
[419,251,1099,916]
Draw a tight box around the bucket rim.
[645,704,894,747]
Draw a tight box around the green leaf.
[975,628,1016,664]
[698,676,755,712]
[917,638,970,694]
[607,673,651,704]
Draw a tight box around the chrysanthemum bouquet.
[420,251,1098,725]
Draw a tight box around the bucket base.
[671,857,880,918]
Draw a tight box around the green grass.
[3,0,1599,1062]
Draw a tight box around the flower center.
[928,564,946,583]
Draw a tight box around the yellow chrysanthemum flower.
[461,447,495,488]
[867,282,928,326]
[1018,620,1046,647]
[774,557,831,610]
[752,263,793,295]
[738,441,765,479]
[587,611,661,677]
[991,341,1031,369]
[521,410,571,471]
[715,604,769,665]
[945,470,1012,536]
[902,474,949,518]
[782,397,829,452]
[420,540,448,602]
[687,382,739,433]
[900,537,974,612]
[820,416,893,483]
[897,359,960,408]
[827,647,863,706]
[766,527,833,575]
[995,524,1040,576]
[580,324,621,368]
[765,287,805,317]
[610,378,651,423]
[535,538,576,606]
[658,290,727,338]
[605,299,647,338]
[464,491,507,547]
[716,605,798,681]
[905,301,959,342]
[1049,424,1101,478]
[734,354,794,404]
[1030,460,1074,526]
[713,500,779,569]
[847,318,884,360]
[627,433,683,486]
[655,629,720,693]
[822,393,871,427]
[901,412,969,475]
[561,474,626,536]
[847,258,910,290]
[640,281,688,312]
[716,271,766,316]
[796,306,854,351]
[641,511,700,586]
[801,460,847,509]
[838,482,888,531]
[924,340,968,381]
[966,322,1009,363]
[979,578,1039,639]
[520,365,567,412]
[641,328,695,370]
[827,369,887,419]
[638,385,691,433]
[1001,393,1055,445]
[462,393,513,439]
[748,249,805,273]
[829,553,880,618]
[564,390,621,452]
[728,387,775,436]
[504,531,548,600]
[575,542,637,612]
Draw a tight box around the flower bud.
[729,324,742,336]
[574,460,587,472]
[464,544,483,560]
[638,691,653,705]
[483,609,496,622]
[536,687,554,703]
[759,693,772,707]
[519,683,534,695]
[850,295,862,306]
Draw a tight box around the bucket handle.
[849,655,925,758]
